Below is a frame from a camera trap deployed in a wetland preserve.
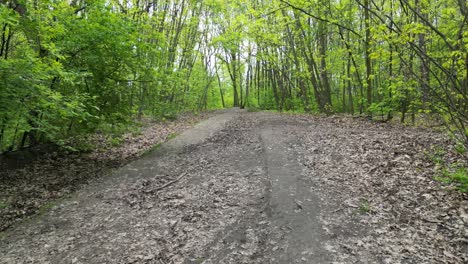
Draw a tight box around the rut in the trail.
[1,111,467,264]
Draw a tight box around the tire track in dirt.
[259,122,329,263]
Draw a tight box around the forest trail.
[1,110,467,263]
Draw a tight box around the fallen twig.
[155,171,188,191]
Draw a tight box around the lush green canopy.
[0,0,466,152]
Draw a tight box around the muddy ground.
[1,110,467,263]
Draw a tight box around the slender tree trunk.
[364,0,373,113]
[216,70,225,108]
[416,0,430,105]
[293,11,326,112]
[232,52,239,107]
[318,19,332,109]
[347,57,354,114]
[245,58,252,108]
[269,68,280,110]
[284,11,311,112]
[238,52,244,108]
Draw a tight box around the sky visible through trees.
[0,0,467,152]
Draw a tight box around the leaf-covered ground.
[1,111,467,263]
[291,115,468,263]
[0,111,218,231]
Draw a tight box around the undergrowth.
[436,166,468,193]
[428,145,468,193]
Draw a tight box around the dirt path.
[258,122,329,263]
[1,110,467,263]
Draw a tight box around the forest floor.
[1,109,467,263]
[0,110,219,231]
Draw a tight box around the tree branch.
[278,0,362,38]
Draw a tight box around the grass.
[141,133,177,156]
[37,201,59,215]
[110,136,123,147]
[450,168,468,193]
[428,145,447,164]
[455,144,466,155]
[359,200,370,214]
[194,257,205,263]
[167,132,179,140]
[0,201,8,210]
[436,166,468,193]
[428,145,468,193]
[161,111,179,121]
[142,142,163,156]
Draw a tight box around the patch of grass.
[161,111,178,121]
[455,144,466,155]
[110,136,123,147]
[141,132,179,156]
[428,145,447,165]
[151,142,163,150]
[451,168,468,192]
[427,145,468,193]
[437,166,468,193]
[194,257,205,263]
[359,200,370,214]
[58,137,95,153]
[142,142,163,156]
[37,201,59,215]
[0,201,8,210]
[167,132,178,140]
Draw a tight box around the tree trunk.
[364,0,373,113]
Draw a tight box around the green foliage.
[167,133,179,140]
[110,137,123,147]
[206,0,467,145]
[428,145,447,165]
[428,145,467,193]
[359,200,371,214]
[0,0,225,153]
[194,257,205,264]
[437,166,468,193]
[455,144,466,155]
[368,101,394,119]
[0,201,8,210]
[58,137,95,153]
[0,0,467,152]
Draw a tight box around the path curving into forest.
[1,110,467,263]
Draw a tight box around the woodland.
[0,1,467,262]
[0,0,467,152]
